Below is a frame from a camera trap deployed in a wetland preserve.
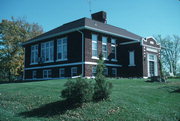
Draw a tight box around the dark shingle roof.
[23,17,143,45]
[84,18,142,40]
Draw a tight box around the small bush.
[61,77,94,104]
[93,53,113,101]
[93,76,113,101]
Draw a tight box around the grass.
[0,78,180,121]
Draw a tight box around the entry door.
[149,61,155,77]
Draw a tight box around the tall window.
[111,39,117,60]
[92,66,97,76]
[129,51,135,66]
[41,41,54,62]
[32,70,37,79]
[31,44,38,64]
[59,68,65,77]
[112,68,117,77]
[57,37,67,61]
[43,70,52,78]
[71,67,77,77]
[92,34,98,57]
[102,36,108,59]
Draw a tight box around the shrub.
[93,53,113,101]
[93,76,113,101]
[61,77,94,104]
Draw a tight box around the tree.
[155,35,180,76]
[0,17,43,81]
[93,53,113,101]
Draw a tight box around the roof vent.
[91,11,107,23]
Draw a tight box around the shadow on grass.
[171,88,180,93]
[158,86,180,93]
[19,99,80,117]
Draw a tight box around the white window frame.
[32,70,37,79]
[43,69,52,79]
[92,34,98,58]
[111,38,117,61]
[102,36,108,59]
[41,41,54,63]
[31,44,38,64]
[57,37,67,61]
[128,51,135,66]
[112,68,117,77]
[71,67,77,77]
[59,68,65,77]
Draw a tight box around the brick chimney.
[91,11,107,23]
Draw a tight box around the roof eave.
[22,26,141,46]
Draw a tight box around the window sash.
[129,51,135,66]
[102,37,108,58]
[59,68,65,77]
[71,67,77,77]
[31,44,38,64]
[104,68,108,76]
[149,54,155,61]
[92,34,98,57]
[43,70,51,78]
[111,39,116,60]
[57,37,67,60]
[112,68,117,76]
[32,71,37,79]
[92,66,96,76]
[102,44,108,58]
[41,41,54,62]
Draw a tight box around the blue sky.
[0,0,180,37]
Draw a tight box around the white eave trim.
[22,25,141,46]
[119,41,140,45]
[22,26,85,45]
[84,26,140,42]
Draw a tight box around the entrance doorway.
[149,61,155,76]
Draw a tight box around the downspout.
[77,30,84,77]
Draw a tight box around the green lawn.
[0,78,180,121]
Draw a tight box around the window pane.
[71,67,77,76]
[58,53,62,59]
[102,37,107,43]
[92,42,97,50]
[50,47,53,61]
[46,42,49,48]
[44,70,47,78]
[63,38,67,44]
[48,70,52,77]
[129,51,135,66]
[60,68,65,77]
[92,34,97,42]
[41,48,45,58]
[149,55,154,60]
[102,45,107,51]
[92,50,97,56]
[46,47,49,61]
[50,41,53,47]
[111,46,116,59]
[111,39,116,44]
[92,66,96,76]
